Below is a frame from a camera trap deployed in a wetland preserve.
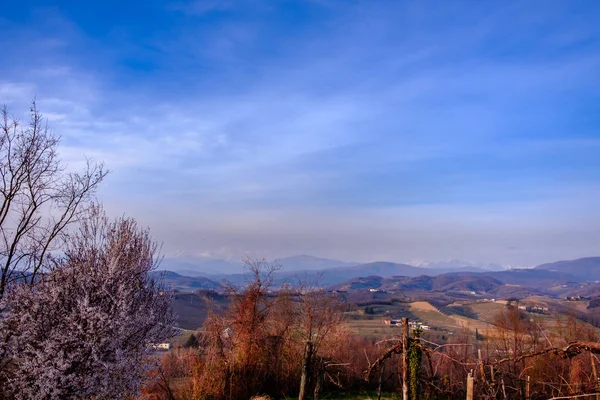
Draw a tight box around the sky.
[1,0,600,267]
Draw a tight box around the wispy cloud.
[1,0,599,264]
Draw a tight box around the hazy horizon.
[162,249,589,271]
[2,1,599,267]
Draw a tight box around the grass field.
[408,301,460,331]
[344,301,416,339]
[346,318,400,339]
[347,296,600,341]
[558,299,590,312]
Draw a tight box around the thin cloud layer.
[1,0,599,266]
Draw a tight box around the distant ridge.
[155,255,600,290]
[535,257,600,281]
[409,259,505,271]
[154,271,223,291]
[333,273,503,294]
[276,255,358,271]
[160,254,356,276]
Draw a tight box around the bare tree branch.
[0,103,107,298]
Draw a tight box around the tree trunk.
[377,360,384,400]
[299,340,313,400]
[313,359,323,400]
[591,352,600,400]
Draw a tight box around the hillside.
[535,257,600,281]
[481,269,581,294]
[336,276,384,291]
[171,291,230,330]
[155,271,223,292]
[334,273,505,296]
[262,261,427,286]
[160,258,242,275]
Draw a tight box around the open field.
[174,289,600,342]
[408,301,461,331]
[344,295,600,342]
[346,318,400,339]
[558,299,591,312]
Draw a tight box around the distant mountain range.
[159,258,243,276]
[155,255,600,297]
[158,256,600,330]
[409,259,505,271]
[272,261,501,286]
[277,255,357,270]
[159,254,507,277]
[159,254,354,276]
[535,257,600,281]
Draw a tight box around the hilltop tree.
[184,333,200,349]
[0,103,106,298]
[0,207,174,399]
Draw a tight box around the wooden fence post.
[525,375,530,400]
[592,352,600,400]
[466,372,474,400]
[478,349,486,382]
[402,318,409,400]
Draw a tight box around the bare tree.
[0,103,106,298]
[296,280,344,400]
[0,207,174,399]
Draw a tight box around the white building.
[152,343,171,351]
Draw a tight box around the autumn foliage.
[144,280,600,400]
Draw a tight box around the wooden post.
[402,318,409,400]
[525,375,530,400]
[466,372,474,400]
[377,360,384,400]
[478,349,486,382]
[299,340,313,400]
[592,352,599,400]
[490,365,495,384]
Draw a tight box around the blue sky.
[1,0,600,266]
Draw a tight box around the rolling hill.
[334,273,505,295]
[155,271,223,291]
[535,257,600,281]
[156,256,600,294]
